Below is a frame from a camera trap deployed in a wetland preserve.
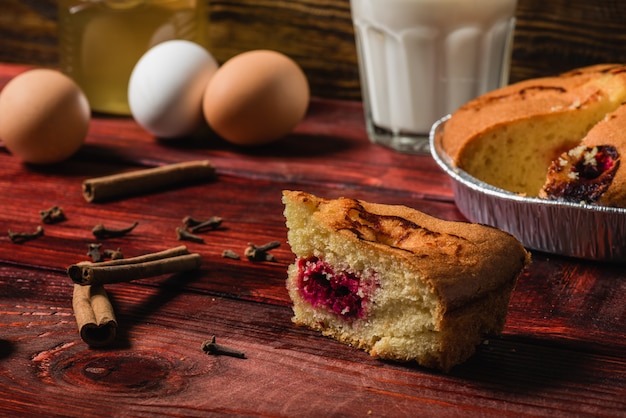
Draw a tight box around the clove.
[92,221,138,239]
[244,241,281,262]
[87,243,123,262]
[103,248,124,260]
[201,336,246,359]
[8,225,44,243]
[40,206,66,224]
[86,243,104,262]
[186,216,223,233]
[176,227,205,243]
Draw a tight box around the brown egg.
[202,50,309,146]
[0,68,90,164]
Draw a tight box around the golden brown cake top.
[282,190,531,311]
[442,64,626,162]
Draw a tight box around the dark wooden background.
[2,0,626,100]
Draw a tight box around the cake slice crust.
[282,190,530,371]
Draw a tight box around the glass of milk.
[351,0,517,153]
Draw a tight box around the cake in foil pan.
[430,116,626,262]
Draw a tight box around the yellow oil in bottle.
[58,0,207,115]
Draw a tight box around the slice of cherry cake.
[282,190,530,371]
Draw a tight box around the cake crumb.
[583,147,598,166]
[568,99,581,109]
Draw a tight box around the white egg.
[128,40,218,138]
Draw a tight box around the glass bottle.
[58,0,207,115]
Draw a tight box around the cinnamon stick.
[82,160,216,203]
[72,284,117,347]
[67,245,202,286]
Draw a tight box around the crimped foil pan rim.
[429,115,626,262]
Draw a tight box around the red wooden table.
[0,63,624,417]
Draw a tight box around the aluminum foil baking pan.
[430,115,626,262]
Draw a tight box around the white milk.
[351,0,517,153]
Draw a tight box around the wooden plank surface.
[3,0,626,100]
[0,62,625,417]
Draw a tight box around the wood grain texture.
[0,62,625,416]
[0,0,58,64]
[3,0,626,99]
[207,0,360,100]
[511,0,626,82]
[2,275,624,417]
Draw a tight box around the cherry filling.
[544,145,620,203]
[296,256,377,319]
[574,145,618,180]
